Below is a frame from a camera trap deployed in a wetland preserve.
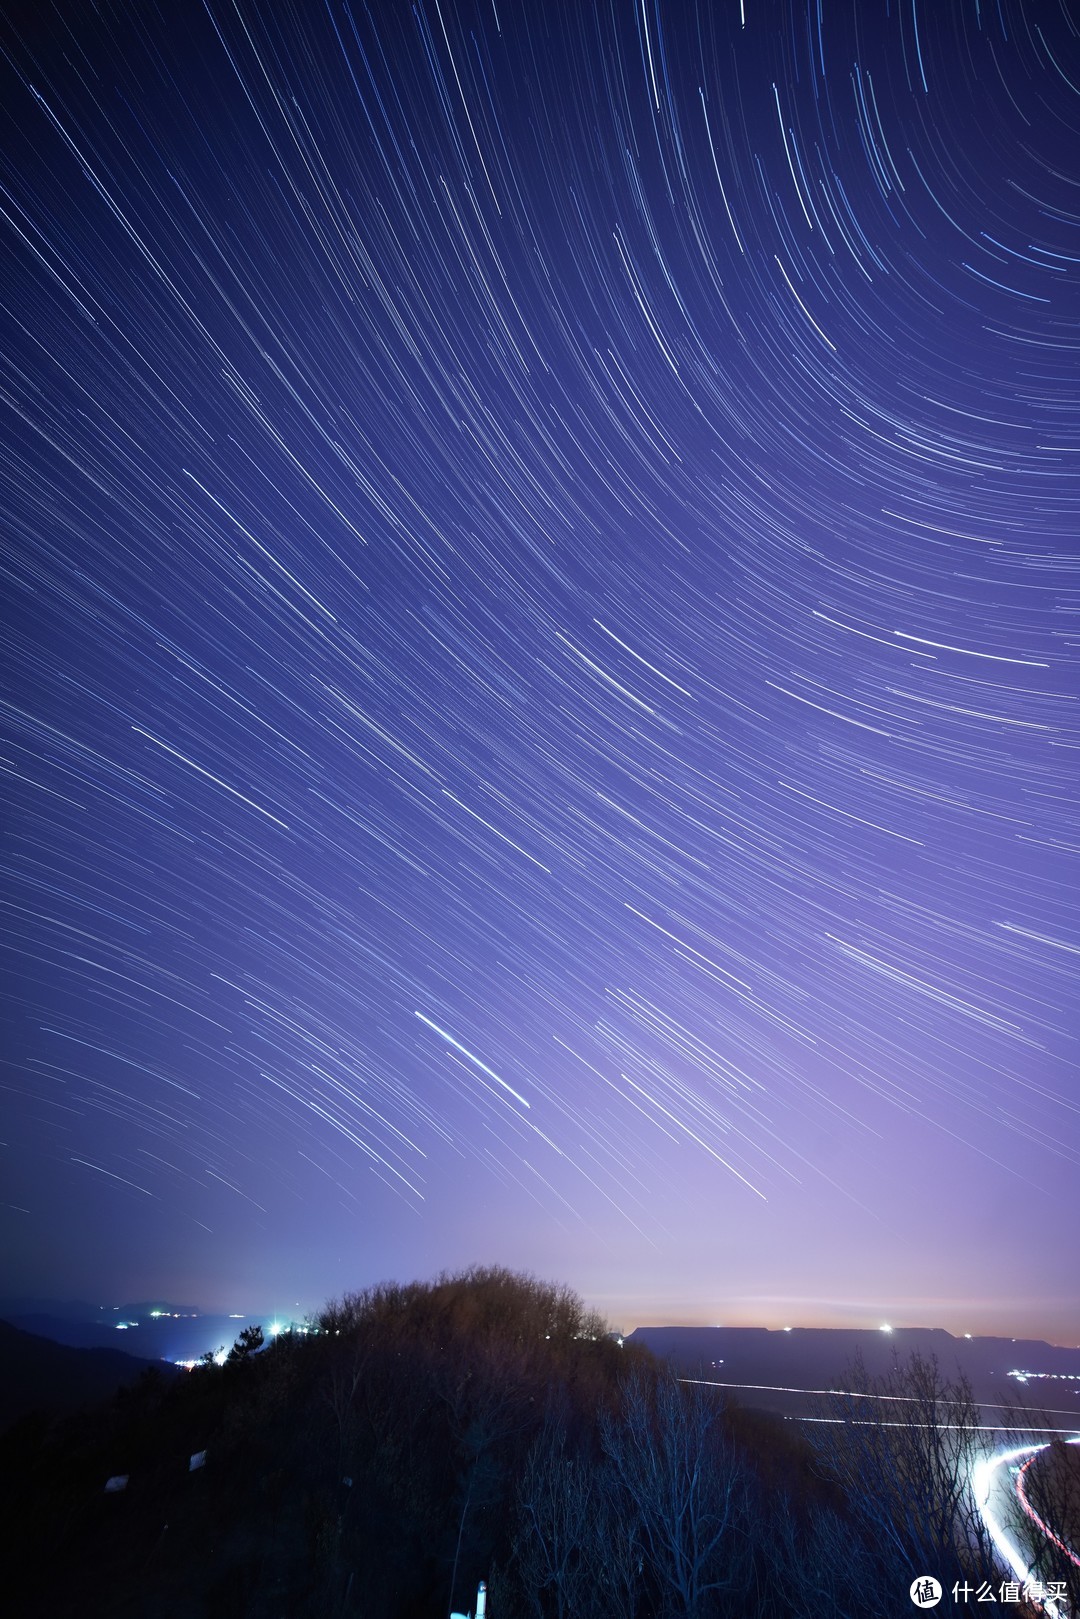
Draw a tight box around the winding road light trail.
[684,1376,1079,1609]
[971,1438,1080,1619]
[1017,1449,1080,1574]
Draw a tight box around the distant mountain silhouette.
[627,1325,1080,1417]
[0,1318,178,1432]
[0,1297,104,1321]
[1,1303,258,1363]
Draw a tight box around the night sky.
[2,0,1077,1343]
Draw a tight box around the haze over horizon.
[8,1290,1080,1359]
[2,1,1077,1348]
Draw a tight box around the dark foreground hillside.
[3,1268,1069,1619]
[0,1318,178,1431]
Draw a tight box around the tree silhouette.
[808,1350,993,1592]
[600,1368,747,1618]
[227,1324,265,1362]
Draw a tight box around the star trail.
[1,0,1077,1339]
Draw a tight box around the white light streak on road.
[972,1439,1080,1619]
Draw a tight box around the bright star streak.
[415,1012,531,1109]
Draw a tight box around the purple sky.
[1,0,1077,1345]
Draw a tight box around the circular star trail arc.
[1,0,1077,1332]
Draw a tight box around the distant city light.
[1008,1368,1080,1383]
[880,1323,893,1333]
